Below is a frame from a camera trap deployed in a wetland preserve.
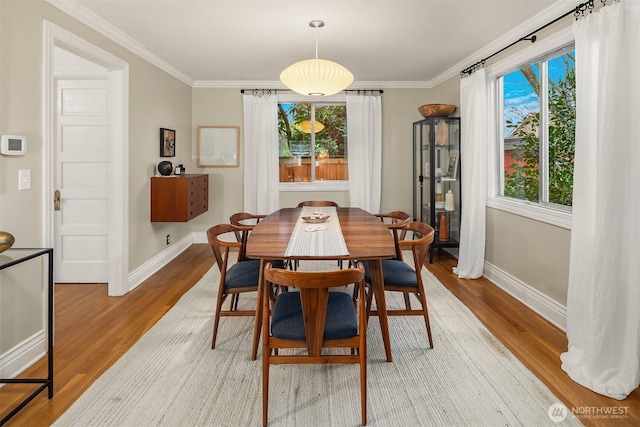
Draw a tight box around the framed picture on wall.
[197,126,240,167]
[160,128,176,157]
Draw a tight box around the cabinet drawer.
[151,174,209,222]
[187,176,208,220]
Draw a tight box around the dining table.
[245,207,397,362]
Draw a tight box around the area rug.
[53,255,580,426]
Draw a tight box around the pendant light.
[280,20,354,96]
[297,120,324,134]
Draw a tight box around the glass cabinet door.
[413,117,461,261]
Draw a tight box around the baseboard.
[1,234,204,382]
[0,331,46,383]
[127,233,195,292]
[192,231,208,244]
[483,261,567,332]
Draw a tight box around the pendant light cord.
[309,20,324,60]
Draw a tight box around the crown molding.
[192,80,432,90]
[192,80,288,89]
[47,0,194,86]
[428,0,576,87]
[48,0,573,91]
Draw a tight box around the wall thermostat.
[1,135,27,156]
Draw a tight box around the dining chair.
[262,262,368,427]
[230,212,287,270]
[352,211,411,302]
[206,223,262,350]
[364,221,436,348]
[374,211,411,261]
[229,212,266,261]
[296,200,339,207]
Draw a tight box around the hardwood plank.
[427,252,639,427]
[0,244,214,426]
[1,245,637,426]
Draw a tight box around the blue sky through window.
[503,63,540,137]
[502,51,575,137]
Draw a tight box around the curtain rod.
[344,89,384,94]
[240,89,383,94]
[460,0,604,75]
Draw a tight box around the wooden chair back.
[206,223,243,274]
[262,262,367,426]
[229,212,266,260]
[399,221,435,269]
[296,200,339,207]
[375,211,411,260]
[265,264,364,356]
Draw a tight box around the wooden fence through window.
[279,158,348,182]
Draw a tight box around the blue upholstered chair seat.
[363,259,418,288]
[244,257,285,269]
[225,259,261,289]
[271,292,358,341]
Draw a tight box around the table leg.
[369,259,392,362]
[251,259,266,361]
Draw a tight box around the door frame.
[42,21,130,296]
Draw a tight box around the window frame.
[485,26,574,230]
[277,93,349,192]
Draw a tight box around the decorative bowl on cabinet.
[418,104,456,118]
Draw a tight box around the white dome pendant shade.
[280,58,353,97]
[280,21,354,97]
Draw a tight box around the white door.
[54,79,110,283]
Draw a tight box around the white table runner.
[284,206,350,257]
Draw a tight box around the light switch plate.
[18,169,31,190]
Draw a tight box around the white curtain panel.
[453,68,489,279]
[242,94,281,214]
[561,0,640,400]
[346,94,382,213]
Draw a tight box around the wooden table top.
[246,207,395,261]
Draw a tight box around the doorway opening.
[43,21,130,296]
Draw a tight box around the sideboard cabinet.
[151,174,208,222]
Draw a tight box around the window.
[498,45,575,210]
[277,101,348,185]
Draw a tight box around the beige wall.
[0,257,46,354]
[0,0,192,353]
[485,209,571,305]
[130,64,193,269]
[381,79,461,215]
[1,0,59,355]
[190,89,245,232]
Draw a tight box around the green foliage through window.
[278,103,346,157]
[502,49,575,207]
[277,102,348,183]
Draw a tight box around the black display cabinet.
[412,117,461,262]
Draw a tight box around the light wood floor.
[1,244,637,426]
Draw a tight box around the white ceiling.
[54,0,570,87]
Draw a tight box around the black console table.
[0,248,54,426]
